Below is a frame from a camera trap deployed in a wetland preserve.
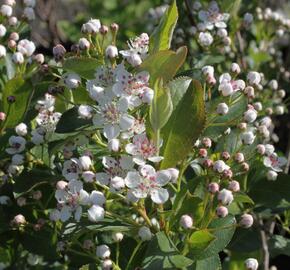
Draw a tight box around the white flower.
[0,45,6,58]
[1,4,12,17]
[218,189,234,205]
[244,258,258,270]
[79,155,92,171]
[180,215,193,229]
[78,105,93,119]
[125,133,163,165]
[102,259,113,269]
[82,19,101,34]
[88,205,105,222]
[96,245,110,259]
[125,165,171,204]
[6,136,26,155]
[263,153,287,172]
[218,73,245,96]
[113,67,154,108]
[0,24,6,37]
[247,71,261,85]
[62,158,82,180]
[49,209,60,221]
[96,156,134,186]
[120,33,149,65]
[244,108,257,123]
[12,154,24,165]
[82,171,95,183]
[15,123,28,136]
[198,32,213,47]
[241,131,255,145]
[12,52,24,64]
[213,160,229,173]
[36,93,56,112]
[63,73,81,89]
[17,39,35,57]
[31,128,45,145]
[216,103,229,115]
[93,97,135,140]
[275,106,284,115]
[266,170,278,181]
[138,226,152,241]
[55,180,90,222]
[23,7,35,20]
[106,45,118,58]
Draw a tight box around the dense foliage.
[0,0,289,269]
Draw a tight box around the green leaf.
[189,215,236,260]
[233,192,254,205]
[142,232,193,269]
[188,230,216,255]
[150,0,178,52]
[72,86,92,104]
[161,80,206,168]
[150,78,173,131]
[55,106,91,133]
[2,77,32,128]
[167,76,192,111]
[194,254,222,270]
[269,235,290,257]
[4,53,15,79]
[140,47,187,84]
[249,173,290,212]
[63,57,101,79]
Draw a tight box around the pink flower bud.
[0,112,6,121]
[208,182,219,194]
[202,137,212,148]
[223,169,233,179]
[203,159,213,168]
[241,162,250,171]
[216,206,228,218]
[256,144,266,155]
[239,214,254,228]
[17,197,26,207]
[32,190,42,200]
[235,153,245,163]
[222,151,230,160]
[199,148,207,158]
[13,214,26,225]
[56,180,68,190]
[100,25,109,35]
[83,239,94,250]
[228,180,240,192]
[180,215,193,229]
[110,23,119,32]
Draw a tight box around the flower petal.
[150,188,169,204]
[125,171,141,188]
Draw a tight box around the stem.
[125,241,142,270]
[258,216,270,270]
[0,104,11,135]
[116,242,120,267]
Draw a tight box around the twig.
[258,216,270,270]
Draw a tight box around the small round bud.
[0,112,6,121]
[8,39,16,49]
[83,239,94,250]
[244,108,257,123]
[12,52,24,64]
[223,169,233,179]
[222,151,230,160]
[241,162,250,171]
[202,137,212,148]
[275,106,284,115]
[88,205,105,222]
[34,54,45,64]
[203,159,213,168]
[96,245,110,259]
[269,79,278,90]
[15,123,28,136]
[239,214,254,228]
[265,107,273,115]
[244,86,255,98]
[180,215,193,229]
[56,180,68,190]
[9,32,19,41]
[234,153,244,163]
[238,122,247,131]
[167,168,179,183]
[216,206,228,218]
[112,232,124,242]
[266,170,277,181]
[8,16,18,26]
[208,182,219,194]
[241,132,255,145]
[244,258,258,270]
[102,259,113,270]
[198,148,207,158]
[216,103,229,115]
[213,160,229,173]
[231,63,241,74]
[79,38,90,50]
[100,25,109,35]
[110,23,119,32]
[105,45,118,58]
[138,226,152,241]
[13,214,26,225]
[228,180,240,192]
[277,89,286,98]
[32,190,42,200]
[53,44,66,61]
[253,102,262,111]
[71,44,80,54]
[256,144,266,155]
[17,197,26,207]
[7,95,16,103]
[108,139,120,152]
[218,189,233,205]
